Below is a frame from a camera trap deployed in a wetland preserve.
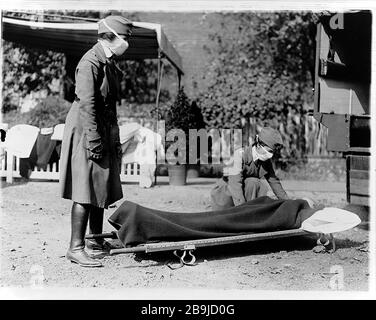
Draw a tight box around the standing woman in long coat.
[60,16,133,267]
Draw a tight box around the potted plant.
[164,88,204,185]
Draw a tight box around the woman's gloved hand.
[86,131,104,161]
[87,143,104,161]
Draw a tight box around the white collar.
[252,146,260,162]
[98,40,114,59]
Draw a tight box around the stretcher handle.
[110,246,146,255]
[85,231,118,240]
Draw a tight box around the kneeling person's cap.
[98,15,133,35]
[258,127,283,150]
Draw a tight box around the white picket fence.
[0,148,140,183]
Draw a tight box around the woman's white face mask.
[102,20,130,56]
[109,37,129,56]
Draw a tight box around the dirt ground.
[0,178,370,294]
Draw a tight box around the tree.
[198,12,317,166]
[2,41,65,113]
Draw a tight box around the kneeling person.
[211,127,288,210]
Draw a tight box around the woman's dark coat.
[60,43,123,208]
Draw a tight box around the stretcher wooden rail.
[88,229,310,255]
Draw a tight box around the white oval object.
[3,124,40,158]
[50,124,65,140]
[301,207,361,234]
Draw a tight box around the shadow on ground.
[0,178,29,189]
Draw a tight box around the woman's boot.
[66,202,102,267]
[86,206,113,255]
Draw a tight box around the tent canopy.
[2,14,184,75]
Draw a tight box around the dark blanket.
[108,196,318,247]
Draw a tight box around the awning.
[2,16,184,75]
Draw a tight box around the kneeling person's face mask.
[102,20,130,56]
[254,144,274,162]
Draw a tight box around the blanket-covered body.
[108,196,318,247]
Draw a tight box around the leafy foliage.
[117,59,173,104]
[2,41,65,113]
[160,88,205,163]
[198,12,317,165]
[164,88,204,133]
[18,96,71,128]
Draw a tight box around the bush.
[2,41,65,113]
[159,88,205,164]
[164,88,203,133]
[19,96,71,128]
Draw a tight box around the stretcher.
[85,205,359,267]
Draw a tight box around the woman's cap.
[98,15,133,35]
[258,127,283,150]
